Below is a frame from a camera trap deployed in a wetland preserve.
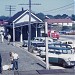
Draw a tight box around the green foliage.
[0,16,9,20]
[71,14,75,21]
[54,14,62,19]
[72,24,75,30]
[46,15,54,19]
[35,13,45,21]
[61,14,68,19]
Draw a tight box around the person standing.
[7,34,11,45]
[1,33,4,43]
[12,53,19,70]
[0,31,4,43]
[9,52,14,70]
[0,54,2,74]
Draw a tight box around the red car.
[48,30,59,39]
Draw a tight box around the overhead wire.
[49,5,74,13]
[42,2,74,12]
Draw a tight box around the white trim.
[31,13,43,22]
[13,10,29,23]
[13,10,43,23]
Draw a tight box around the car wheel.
[62,62,67,67]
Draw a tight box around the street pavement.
[0,36,75,75]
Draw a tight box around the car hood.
[59,54,75,61]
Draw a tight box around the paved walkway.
[0,36,75,75]
[0,36,46,75]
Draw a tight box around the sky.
[0,0,74,17]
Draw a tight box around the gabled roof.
[8,9,43,23]
[8,10,25,23]
[45,18,72,24]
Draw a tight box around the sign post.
[13,22,15,46]
[45,22,49,70]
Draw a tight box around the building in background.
[45,18,73,32]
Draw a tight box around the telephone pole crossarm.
[5,5,16,17]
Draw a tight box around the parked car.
[32,37,53,52]
[22,38,45,47]
[34,37,53,42]
[59,30,74,35]
[31,41,45,54]
[40,43,75,67]
[48,30,60,39]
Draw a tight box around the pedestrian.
[12,52,19,70]
[9,52,14,70]
[7,34,11,45]
[1,32,4,43]
[0,54,2,74]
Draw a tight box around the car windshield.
[49,49,72,54]
[48,43,73,54]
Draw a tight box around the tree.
[35,13,45,21]
[71,14,75,21]
[72,24,75,30]
[61,14,68,19]
[54,14,62,19]
[0,16,9,20]
[46,15,54,19]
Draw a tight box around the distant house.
[45,18,73,31]
[45,18,72,26]
[5,9,43,42]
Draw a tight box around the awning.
[5,21,44,28]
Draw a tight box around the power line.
[48,5,74,14]
[43,3,74,12]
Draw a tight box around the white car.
[34,37,53,43]
[48,50,75,67]
[40,43,75,67]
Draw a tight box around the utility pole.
[19,0,41,52]
[5,5,16,17]
[74,0,75,15]
[73,0,75,70]
[28,0,31,52]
